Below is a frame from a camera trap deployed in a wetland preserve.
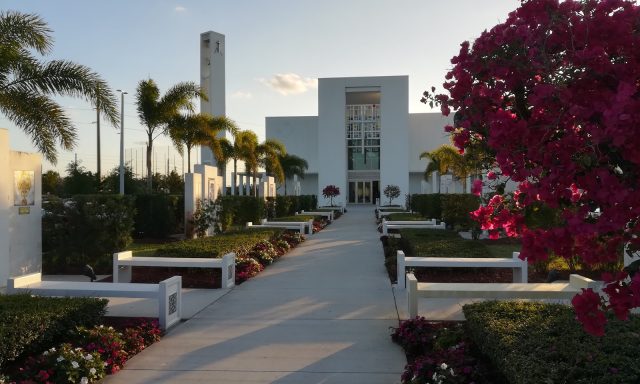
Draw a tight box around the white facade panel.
[265,116,318,173]
[408,113,453,172]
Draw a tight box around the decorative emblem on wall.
[168,292,178,315]
[208,178,216,200]
[14,170,35,206]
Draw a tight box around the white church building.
[199,30,461,205]
[266,76,458,206]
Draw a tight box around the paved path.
[104,205,406,383]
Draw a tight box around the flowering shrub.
[17,344,105,384]
[248,240,278,265]
[74,326,127,374]
[121,319,161,354]
[392,318,484,384]
[424,0,640,335]
[321,185,340,206]
[384,185,401,205]
[235,257,264,283]
[273,239,290,255]
[280,232,304,248]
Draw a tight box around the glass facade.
[346,104,380,171]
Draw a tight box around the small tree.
[322,185,340,206]
[383,185,401,206]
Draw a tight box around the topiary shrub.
[134,194,183,239]
[463,301,640,384]
[410,194,442,220]
[0,295,107,369]
[441,194,481,230]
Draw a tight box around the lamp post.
[117,90,127,195]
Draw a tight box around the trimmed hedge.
[0,295,107,368]
[386,213,425,221]
[463,301,640,384]
[399,228,490,258]
[270,215,318,222]
[410,194,442,220]
[134,194,183,239]
[269,195,318,218]
[410,194,481,229]
[42,195,135,274]
[441,194,481,230]
[154,228,283,258]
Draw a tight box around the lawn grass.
[480,238,521,258]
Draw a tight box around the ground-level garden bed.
[0,295,162,383]
[392,301,640,383]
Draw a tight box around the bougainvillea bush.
[425,0,640,335]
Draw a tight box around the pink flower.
[471,179,483,196]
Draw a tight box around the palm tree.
[234,130,259,195]
[257,139,286,193]
[277,154,308,195]
[420,144,473,193]
[168,113,237,173]
[135,79,205,190]
[209,137,234,195]
[0,11,119,163]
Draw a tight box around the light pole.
[117,90,128,195]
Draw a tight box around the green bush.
[410,194,442,219]
[463,301,640,384]
[441,194,481,230]
[399,228,490,258]
[386,213,426,221]
[42,195,135,274]
[270,215,317,222]
[0,294,107,368]
[154,228,282,258]
[134,194,183,239]
[216,196,266,228]
[275,195,294,217]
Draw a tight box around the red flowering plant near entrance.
[424,0,640,336]
[322,185,340,206]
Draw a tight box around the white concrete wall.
[378,76,409,198]
[184,173,202,237]
[200,30,228,167]
[193,164,223,202]
[0,130,9,286]
[0,129,42,287]
[317,78,348,206]
[266,116,318,174]
[408,113,454,172]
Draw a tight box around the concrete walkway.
[104,205,406,384]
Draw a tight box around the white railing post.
[408,273,418,318]
[158,276,182,331]
[512,252,527,283]
[397,250,406,288]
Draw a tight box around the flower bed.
[0,293,161,384]
[391,317,500,383]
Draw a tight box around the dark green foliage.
[410,194,442,220]
[270,215,317,222]
[217,196,266,227]
[63,161,98,195]
[441,194,481,230]
[399,228,490,258]
[274,195,317,218]
[386,213,425,221]
[42,195,135,274]
[134,194,183,238]
[0,295,107,368]
[409,194,481,229]
[463,301,640,384]
[155,228,282,258]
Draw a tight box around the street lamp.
[117,90,128,195]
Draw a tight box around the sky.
[1,0,520,176]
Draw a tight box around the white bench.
[297,210,334,221]
[247,220,310,235]
[113,251,235,288]
[397,250,527,288]
[406,272,598,318]
[7,272,182,330]
[382,219,445,235]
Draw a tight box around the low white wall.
[0,129,42,288]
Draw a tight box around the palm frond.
[0,11,52,54]
[0,88,75,163]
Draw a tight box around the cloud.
[174,6,186,12]
[231,91,253,100]
[260,73,318,95]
